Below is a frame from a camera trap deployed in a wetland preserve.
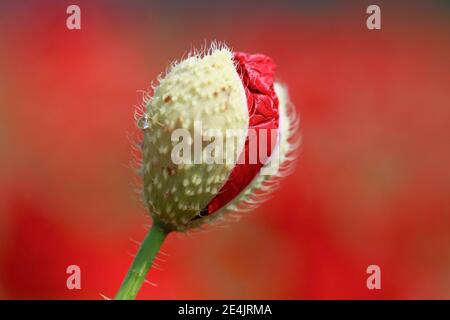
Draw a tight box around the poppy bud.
[138,43,298,232]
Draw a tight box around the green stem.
[114,221,169,300]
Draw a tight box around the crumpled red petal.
[199,52,280,217]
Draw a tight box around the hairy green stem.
[115,221,169,300]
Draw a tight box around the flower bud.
[138,44,298,232]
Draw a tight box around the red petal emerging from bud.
[201,52,280,216]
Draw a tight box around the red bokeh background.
[0,1,449,299]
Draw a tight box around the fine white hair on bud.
[139,44,249,231]
[135,43,300,232]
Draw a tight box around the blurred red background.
[0,1,449,299]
